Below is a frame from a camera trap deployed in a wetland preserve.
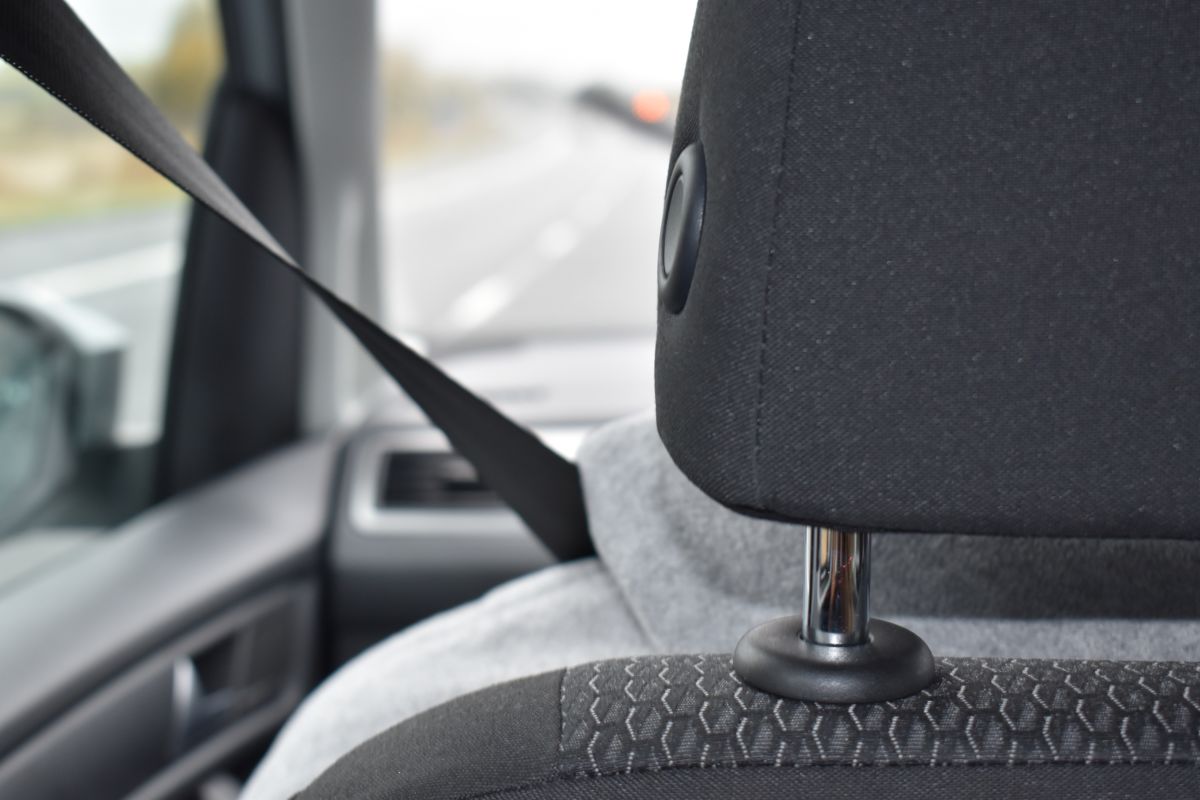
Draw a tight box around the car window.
[0,0,693,537]
[378,0,696,353]
[0,0,221,535]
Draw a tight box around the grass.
[0,132,192,230]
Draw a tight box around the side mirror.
[0,287,126,532]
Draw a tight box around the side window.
[0,0,222,536]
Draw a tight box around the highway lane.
[0,105,670,440]
[0,207,185,281]
[383,106,666,348]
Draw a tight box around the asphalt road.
[382,105,667,348]
[0,104,670,441]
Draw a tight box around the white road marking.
[575,185,624,227]
[534,220,581,260]
[11,240,181,299]
[442,272,520,333]
[440,172,631,337]
[443,218,586,334]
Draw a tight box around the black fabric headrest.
[655,0,1200,540]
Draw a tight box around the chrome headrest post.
[733,526,934,703]
[802,527,871,647]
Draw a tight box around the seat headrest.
[655,0,1200,540]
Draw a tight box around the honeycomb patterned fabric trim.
[559,655,1200,775]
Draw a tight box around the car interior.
[1,1,1199,799]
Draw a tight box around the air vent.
[378,452,499,508]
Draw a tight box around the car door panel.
[0,437,335,798]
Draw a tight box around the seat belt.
[0,0,594,561]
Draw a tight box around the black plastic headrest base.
[734,617,935,703]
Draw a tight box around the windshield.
[378,1,696,351]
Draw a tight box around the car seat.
[296,1,1200,797]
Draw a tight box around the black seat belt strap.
[0,0,593,561]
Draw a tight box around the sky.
[0,0,186,83]
[379,0,698,90]
[66,0,191,62]
[8,1,698,91]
